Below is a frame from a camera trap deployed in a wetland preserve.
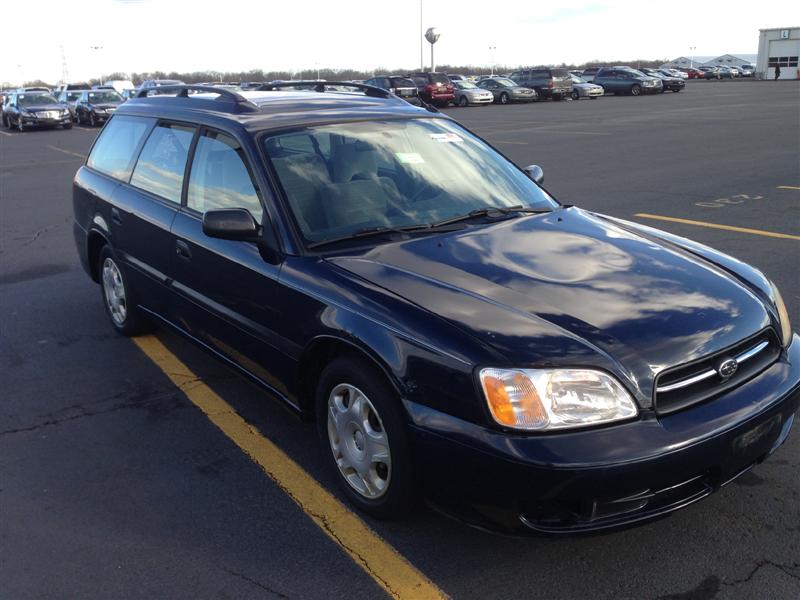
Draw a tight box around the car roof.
[116,87,440,132]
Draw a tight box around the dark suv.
[509,67,572,100]
[362,75,421,105]
[73,83,798,534]
[592,67,662,95]
[407,72,454,106]
[3,90,71,131]
[74,89,125,126]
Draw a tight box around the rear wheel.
[98,245,153,336]
[630,84,641,96]
[317,356,417,518]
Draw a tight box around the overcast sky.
[1,0,795,84]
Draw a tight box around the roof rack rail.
[256,80,401,101]
[132,85,260,113]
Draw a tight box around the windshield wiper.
[306,224,432,250]
[430,205,550,228]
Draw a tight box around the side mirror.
[202,208,259,241]
[523,164,544,184]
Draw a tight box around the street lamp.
[689,46,696,69]
[488,45,496,75]
[89,45,104,84]
[425,27,441,72]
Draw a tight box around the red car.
[685,68,705,79]
[408,72,455,107]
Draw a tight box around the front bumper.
[511,92,537,102]
[21,114,71,127]
[407,335,800,534]
[466,94,494,104]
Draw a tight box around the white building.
[756,27,799,79]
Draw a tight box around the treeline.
[23,59,670,88]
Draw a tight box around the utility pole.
[60,45,69,85]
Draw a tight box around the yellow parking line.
[777,186,800,190]
[635,213,800,241]
[133,335,445,600]
[47,145,86,160]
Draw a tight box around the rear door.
[111,120,196,312]
[169,127,295,400]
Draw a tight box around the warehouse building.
[756,27,799,79]
[661,54,756,70]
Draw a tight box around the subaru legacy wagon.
[73,84,798,533]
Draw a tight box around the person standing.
[775,64,781,80]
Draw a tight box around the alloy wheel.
[327,383,391,499]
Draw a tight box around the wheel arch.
[87,228,110,282]
[295,334,405,418]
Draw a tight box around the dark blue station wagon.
[73,84,799,533]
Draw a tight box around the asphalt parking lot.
[1,80,798,599]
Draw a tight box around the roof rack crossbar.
[133,85,260,113]
[255,81,401,101]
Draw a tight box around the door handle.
[175,239,192,261]
[111,207,122,225]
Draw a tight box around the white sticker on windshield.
[430,133,464,143]
[395,152,425,164]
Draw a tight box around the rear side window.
[551,69,568,77]
[187,132,263,221]
[130,123,195,204]
[87,116,154,181]
[392,78,415,88]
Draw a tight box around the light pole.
[419,0,424,71]
[488,45,496,75]
[689,46,696,69]
[425,27,440,72]
[89,45,104,84]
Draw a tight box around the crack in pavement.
[222,566,291,599]
[657,559,800,599]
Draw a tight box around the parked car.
[739,64,755,77]
[727,66,741,77]
[447,74,468,82]
[705,67,732,80]
[661,68,688,80]
[581,67,601,82]
[74,89,124,126]
[57,89,84,120]
[452,80,495,106]
[363,76,422,105]
[568,74,603,99]
[3,90,71,131]
[121,88,139,101]
[53,82,91,98]
[73,83,798,534]
[477,77,537,104]
[639,68,686,92]
[1,92,13,127]
[592,67,662,95]
[685,68,705,79]
[407,72,454,107]
[139,79,185,93]
[509,67,572,100]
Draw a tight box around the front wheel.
[571,89,579,100]
[499,92,509,105]
[16,115,24,132]
[62,123,73,130]
[458,95,468,107]
[317,356,417,519]
[98,245,153,336]
[89,112,97,127]
[630,84,641,96]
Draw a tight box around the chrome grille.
[654,330,780,415]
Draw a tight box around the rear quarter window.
[129,123,195,203]
[87,116,155,181]
[430,73,450,85]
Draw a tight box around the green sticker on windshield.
[395,152,425,164]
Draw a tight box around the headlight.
[479,368,638,431]
[769,281,793,347]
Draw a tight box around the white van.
[103,80,135,94]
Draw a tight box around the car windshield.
[88,91,122,103]
[569,74,586,83]
[263,118,557,245]
[392,78,415,87]
[67,92,82,101]
[456,81,478,89]
[18,94,57,106]
[494,78,516,87]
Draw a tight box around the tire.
[674,88,681,92]
[571,89,579,100]
[89,112,97,127]
[630,84,641,96]
[458,95,468,107]
[98,245,153,337]
[16,115,24,132]
[316,356,417,519]
[499,92,509,105]
[62,122,72,130]
[76,110,83,125]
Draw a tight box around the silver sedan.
[569,75,604,100]
[452,81,494,106]
[477,77,538,104]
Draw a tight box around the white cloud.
[1,0,794,85]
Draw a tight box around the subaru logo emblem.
[717,358,738,379]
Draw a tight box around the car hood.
[21,103,66,111]
[327,208,771,403]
